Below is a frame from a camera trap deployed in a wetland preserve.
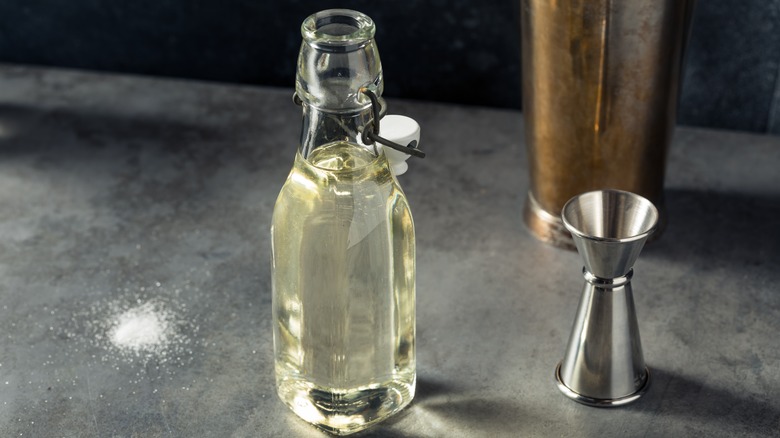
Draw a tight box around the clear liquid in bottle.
[272,141,415,435]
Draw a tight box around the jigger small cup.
[555,189,659,407]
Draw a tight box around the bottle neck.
[296,9,383,111]
[299,104,374,159]
[295,9,384,159]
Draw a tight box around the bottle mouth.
[301,9,375,52]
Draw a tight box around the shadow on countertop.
[644,188,780,280]
[627,368,780,436]
[0,100,299,196]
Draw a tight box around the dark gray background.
[1,0,779,134]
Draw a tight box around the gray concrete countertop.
[0,65,778,437]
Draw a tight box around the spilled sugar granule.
[108,301,172,354]
[98,297,195,365]
[60,288,200,370]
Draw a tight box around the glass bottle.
[271,9,416,435]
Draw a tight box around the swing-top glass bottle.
[271,9,416,435]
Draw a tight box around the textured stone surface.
[0,65,779,437]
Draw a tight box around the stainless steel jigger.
[555,189,659,407]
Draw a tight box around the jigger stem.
[555,268,650,407]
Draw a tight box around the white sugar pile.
[61,288,199,368]
[108,301,171,353]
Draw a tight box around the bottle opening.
[316,15,361,37]
[302,9,375,52]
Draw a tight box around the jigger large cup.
[555,190,658,407]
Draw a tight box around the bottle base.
[277,375,415,435]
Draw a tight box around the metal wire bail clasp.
[359,88,426,159]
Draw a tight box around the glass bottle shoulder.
[275,142,405,198]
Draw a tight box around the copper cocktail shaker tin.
[520,0,696,248]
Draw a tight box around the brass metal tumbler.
[520,0,696,248]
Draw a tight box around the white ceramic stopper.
[360,115,420,176]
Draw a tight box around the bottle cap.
[363,115,420,176]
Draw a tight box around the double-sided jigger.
[555,189,659,407]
